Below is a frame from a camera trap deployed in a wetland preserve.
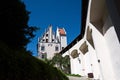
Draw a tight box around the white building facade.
[37,25,67,59]
[61,0,120,80]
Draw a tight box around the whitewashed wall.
[104,26,120,80]
[60,36,67,49]
[62,0,120,80]
[39,43,60,59]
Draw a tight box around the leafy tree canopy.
[0,0,38,49]
[47,53,70,74]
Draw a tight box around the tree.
[52,53,63,70]
[0,0,37,49]
[0,1,69,80]
[62,55,70,74]
[49,53,71,74]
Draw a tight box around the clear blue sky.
[23,0,82,56]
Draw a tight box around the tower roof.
[58,28,66,36]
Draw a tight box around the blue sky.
[23,0,82,56]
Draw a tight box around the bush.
[66,74,81,77]
[0,41,68,80]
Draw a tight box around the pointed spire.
[49,24,52,27]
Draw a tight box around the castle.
[60,0,120,80]
[37,0,120,79]
[37,25,67,59]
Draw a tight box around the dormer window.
[42,39,45,42]
[46,39,48,42]
[46,34,48,37]
[52,39,54,42]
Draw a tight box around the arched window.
[86,26,95,48]
[71,49,79,59]
[79,41,88,55]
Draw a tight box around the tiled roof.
[59,28,66,35]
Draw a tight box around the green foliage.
[0,0,68,80]
[62,55,71,74]
[0,41,69,80]
[52,53,63,69]
[0,0,38,49]
[66,74,81,77]
[48,53,71,74]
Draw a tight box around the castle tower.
[56,27,67,50]
[37,25,67,59]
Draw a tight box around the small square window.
[41,46,45,51]
[55,46,59,51]
[46,34,48,36]
[62,47,64,50]
[98,59,100,63]
[41,53,47,59]
[42,39,45,41]
[52,39,54,42]
[46,39,48,42]
[42,54,44,58]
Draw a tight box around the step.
[68,76,93,80]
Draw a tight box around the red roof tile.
[59,29,66,35]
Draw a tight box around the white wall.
[62,39,94,76]
[60,36,67,49]
[39,43,60,59]
[89,23,114,80]
[38,26,67,59]
[104,26,120,80]
[87,41,101,79]
[62,0,120,80]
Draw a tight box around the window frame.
[41,46,45,51]
[55,46,59,51]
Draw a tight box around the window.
[42,54,45,59]
[71,49,79,59]
[88,73,94,78]
[55,46,59,51]
[62,47,64,50]
[41,46,45,51]
[41,53,47,59]
[42,39,45,42]
[98,59,100,63]
[46,34,48,36]
[46,39,48,42]
[52,39,54,42]
[86,26,95,48]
